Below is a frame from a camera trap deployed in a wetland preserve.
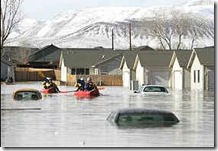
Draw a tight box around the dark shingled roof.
[133,45,154,51]
[121,51,138,69]
[28,44,60,62]
[138,51,173,67]
[194,47,214,66]
[174,51,192,67]
[62,49,122,68]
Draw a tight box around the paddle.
[60,90,77,93]
[97,86,105,90]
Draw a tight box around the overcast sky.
[21,0,190,20]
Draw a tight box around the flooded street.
[1,82,214,147]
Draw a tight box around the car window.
[118,114,164,124]
[16,92,39,100]
[144,87,161,92]
[143,86,168,92]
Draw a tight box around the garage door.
[174,71,182,90]
[153,71,170,87]
[208,70,214,90]
[123,70,130,87]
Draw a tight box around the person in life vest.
[42,77,60,93]
[75,78,85,91]
[84,77,98,92]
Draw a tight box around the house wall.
[190,56,204,90]
[122,62,130,88]
[61,59,67,82]
[136,61,144,87]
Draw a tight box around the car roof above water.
[141,85,166,88]
[117,108,174,115]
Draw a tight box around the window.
[76,68,84,74]
[194,70,196,83]
[71,68,76,74]
[198,70,200,83]
[85,69,89,75]
[71,68,89,75]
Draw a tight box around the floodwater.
[1,82,215,147]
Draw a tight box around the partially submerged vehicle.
[134,85,168,94]
[13,88,42,100]
[107,108,179,127]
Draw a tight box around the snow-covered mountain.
[6,0,214,49]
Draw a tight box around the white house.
[187,47,214,90]
[133,51,173,88]
[169,51,192,90]
[119,52,137,89]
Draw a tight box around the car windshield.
[143,86,166,92]
[118,114,164,125]
[15,92,39,100]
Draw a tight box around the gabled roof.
[169,50,192,68]
[93,53,123,67]
[28,44,60,62]
[135,51,173,68]
[120,51,137,70]
[133,45,154,51]
[61,49,123,68]
[194,47,214,66]
[187,47,214,68]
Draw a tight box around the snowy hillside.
[6,0,214,49]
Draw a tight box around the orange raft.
[74,90,100,97]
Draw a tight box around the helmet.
[46,77,52,83]
[46,77,51,80]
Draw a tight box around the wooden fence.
[66,74,122,86]
[15,68,56,81]
[15,68,122,86]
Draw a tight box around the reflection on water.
[1,82,214,147]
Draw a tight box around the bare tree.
[1,0,22,57]
[150,12,174,50]
[149,10,211,50]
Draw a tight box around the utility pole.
[129,23,132,51]
[112,29,114,50]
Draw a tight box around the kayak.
[74,90,100,97]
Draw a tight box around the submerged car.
[13,88,42,100]
[134,85,168,94]
[107,108,179,127]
